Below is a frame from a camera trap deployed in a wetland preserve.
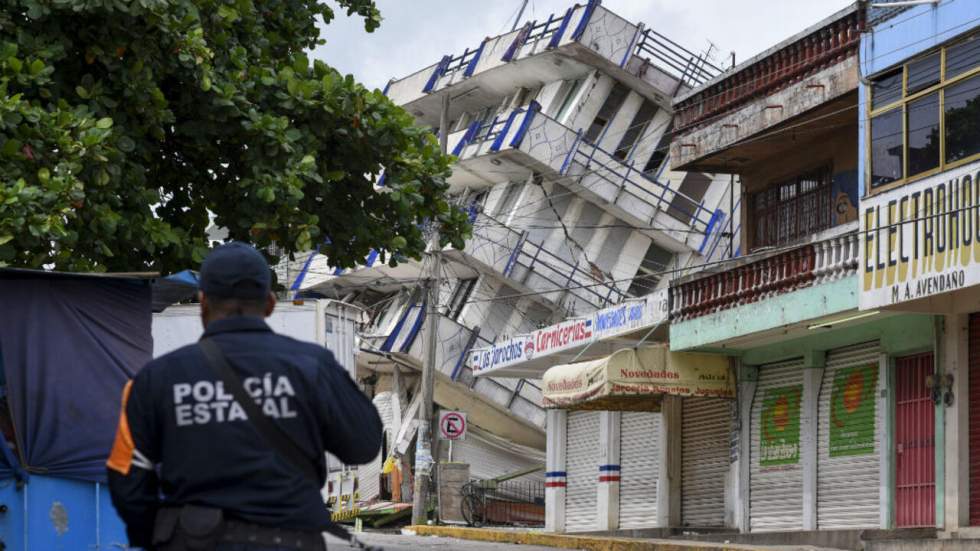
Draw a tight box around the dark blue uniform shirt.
[107,316,382,548]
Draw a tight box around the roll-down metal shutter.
[682,398,731,527]
[817,341,882,529]
[565,411,600,532]
[969,314,980,526]
[619,412,662,529]
[750,358,805,532]
[359,393,394,501]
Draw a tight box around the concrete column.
[545,409,568,533]
[802,351,826,531]
[879,353,895,529]
[597,410,622,530]
[734,365,758,533]
[659,397,682,527]
[943,313,969,533]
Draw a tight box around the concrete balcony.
[448,103,727,253]
[668,231,864,351]
[386,1,720,128]
[362,307,547,431]
[447,211,626,313]
[670,231,860,323]
[670,6,861,171]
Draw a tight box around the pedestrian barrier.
[459,479,545,528]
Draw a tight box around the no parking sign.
[438,410,467,441]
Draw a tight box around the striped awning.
[541,345,735,411]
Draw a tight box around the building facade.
[290,0,739,508]
[859,0,980,538]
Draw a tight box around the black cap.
[199,242,272,300]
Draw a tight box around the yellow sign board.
[861,160,980,309]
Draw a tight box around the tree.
[0,0,470,273]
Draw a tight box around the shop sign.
[592,288,668,340]
[541,346,734,408]
[829,364,878,457]
[759,385,802,468]
[861,160,980,309]
[469,289,667,375]
[530,317,593,357]
[468,334,533,374]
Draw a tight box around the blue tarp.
[151,269,199,312]
[0,273,152,482]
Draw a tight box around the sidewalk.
[405,526,838,551]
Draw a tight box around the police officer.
[107,242,383,550]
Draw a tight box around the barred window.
[752,166,832,249]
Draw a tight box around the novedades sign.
[861,160,980,309]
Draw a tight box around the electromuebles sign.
[760,385,802,469]
[467,289,668,376]
[829,364,878,457]
[861,160,980,309]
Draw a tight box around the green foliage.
[0,0,470,272]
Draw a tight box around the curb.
[406,525,763,551]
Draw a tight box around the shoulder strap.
[198,338,319,483]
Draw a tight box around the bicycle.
[460,479,488,527]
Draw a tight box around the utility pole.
[511,0,529,31]
[411,90,450,526]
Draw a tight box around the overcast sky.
[312,0,854,91]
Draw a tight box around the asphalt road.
[325,531,571,551]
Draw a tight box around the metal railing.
[467,211,625,311]
[634,28,722,88]
[670,232,859,322]
[460,479,545,528]
[569,132,719,237]
[454,107,721,250]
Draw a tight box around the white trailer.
[151,299,366,499]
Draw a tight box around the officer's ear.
[264,291,276,318]
[198,291,210,327]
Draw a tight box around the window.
[553,79,584,122]
[614,100,658,160]
[642,122,673,177]
[945,74,980,163]
[493,182,523,218]
[947,34,980,79]
[446,278,477,320]
[907,91,940,176]
[752,166,833,249]
[583,82,628,143]
[869,32,980,190]
[627,242,673,297]
[870,109,903,187]
[667,172,711,224]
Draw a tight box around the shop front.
[859,0,980,534]
[669,228,937,541]
[542,345,734,533]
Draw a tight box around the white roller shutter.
[619,411,662,529]
[818,342,881,529]
[682,398,731,527]
[750,358,805,532]
[358,393,394,501]
[565,411,600,532]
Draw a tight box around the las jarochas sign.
[861,161,980,309]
